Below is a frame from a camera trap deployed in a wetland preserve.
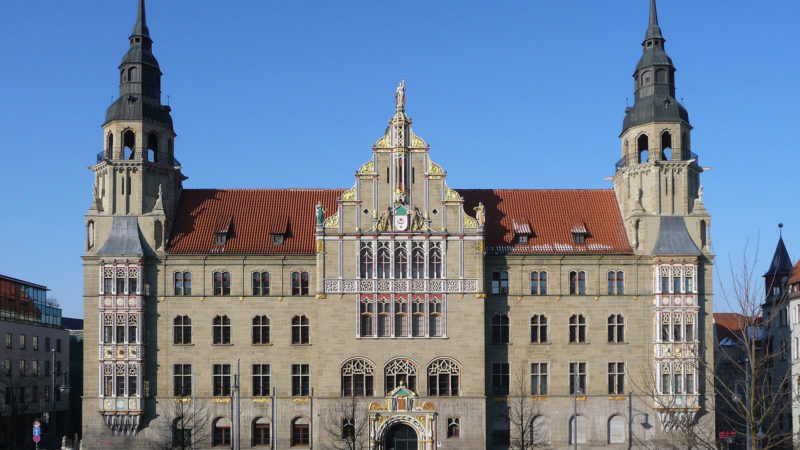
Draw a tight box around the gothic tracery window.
[341,358,375,397]
[411,243,425,278]
[394,244,408,278]
[427,358,460,396]
[377,244,391,279]
[360,243,374,278]
[429,244,442,278]
[385,358,417,394]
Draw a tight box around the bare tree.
[507,365,548,449]
[151,398,210,450]
[322,395,370,450]
[711,244,794,450]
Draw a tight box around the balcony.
[615,150,699,172]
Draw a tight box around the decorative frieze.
[325,278,479,294]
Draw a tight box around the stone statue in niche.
[411,207,425,231]
[377,207,392,232]
[315,201,325,226]
[473,202,486,226]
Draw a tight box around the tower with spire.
[83,0,185,438]
[612,0,710,256]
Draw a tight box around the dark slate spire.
[132,0,149,38]
[104,0,173,127]
[622,0,689,134]
[645,0,663,41]
[765,236,792,277]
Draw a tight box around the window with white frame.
[174,271,191,295]
[428,358,461,396]
[607,314,624,343]
[530,314,548,343]
[607,362,624,394]
[252,271,270,296]
[394,244,408,278]
[607,271,624,295]
[659,361,696,394]
[569,314,586,343]
[531,362,548,395]
[530,270,547,295]
[360,243,374,278]
[569,270,586,295]
[341,358,375,397]
[429,243,443,278]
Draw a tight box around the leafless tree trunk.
[322,395,370,450]
[507,365,548,449]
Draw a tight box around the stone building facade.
[82,0,714,448]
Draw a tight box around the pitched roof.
[168,189,343,255]
[789,260,800,286]
[764,236,793,277]
[460,189,631,254]
[713,312,756,345]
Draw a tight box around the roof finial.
[779,222,784,237]
[132,0,150,37]
[644,0,663,41]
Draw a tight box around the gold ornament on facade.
[427,160,443,176]
[374,135,391,148]
[463,212,478,228]
[358,159,374,174]
[421,401,435,411]
[410,134,427,148]
[477,241,485,252]
[445,186,460,201]
[316,241,325,252]
[324,213,339,228]
[315,294,326,300]
[341,186,356,202]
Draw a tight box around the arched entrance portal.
[384,423,418,450]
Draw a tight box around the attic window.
[214,232,227,246]
[512,219,532,245]
[571,224,589,246]
[271,234,284,246]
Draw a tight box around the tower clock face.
[394,214,409,231]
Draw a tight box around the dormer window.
[512,219,532,245]
[214,233,227,246]
[571,224,589,246]
[271,234,284,246]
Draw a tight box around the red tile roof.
[169,188,631,255]
[168,189,344,254]
[714,312,757,343]
[789,260,800,286]
[460,189,632,254]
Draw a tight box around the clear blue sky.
[1,1,798,318]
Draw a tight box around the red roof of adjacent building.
[169,189,344,254]
[714,312,758,344]
[460,189,631,254]
[169,188,631,255]
[789,260,800,286]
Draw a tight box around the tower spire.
[645,0,663,41]
[132,0,149,38]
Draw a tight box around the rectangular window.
[292,422,310,446]
[3,359,10,376]
[531,362,548,395]
[19,360,26,376]
[673,372,682,394]
[57,339,61,352]
[128,324,137,343]
[174,364,192,396]
[45,337,50,351]
[569,362,586,394]
[213,364,231,396]
[608,362,624,394]
[116,373,126,396]
[685,276,693,293]
[19,334,25,350]
[661,372,670,394]
[253,364,270,396]
[32,336,38,351]
[254,423,271,446]
[117,324,125,343]
[104,276,113,294]
[673,276,681,294]
[292,364,310,396]
[117,277,126,295]
[492,363,509,395]
[661,275,669,293]
[32,360,39,377]
[45,361,50,377]
[128,375,138,396]
[5,333,10,349]
[686,373,695,394]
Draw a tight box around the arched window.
[123,130,136,160]
[447,417,460,438]
[412,297,425,337]
[530,270,547,295]
[608,415,626,444]
[492,270,509,295]
[569,415,587,444]
[291,315,309,344]
[700,220,707,249]
[661,131,672,160]
[491,314,509,344]
[427,358,461,396]
[569,270,586,295]
[569,314,586,343]
[377,298,390,337]
[172,416,192,448]
[429,297,443,337]
[291,271,309,296]
[127,66,137,82]
[173,315,191,344]
[106,133,113,158]
[682,132,690,159]
[637,134,649,163]
[291,417,310,447]
[212,417,232,447]
[385,358,417,394]
[530,314,547,343]
[341,358,375,396]
[213,315,230,344]
[252,315,270,344]
[394,245,408,278]
[147,133,159,163]
[174,271,191,295]
[411,243,425,278]
[360,244,374,278]
[360,296,374,337]
[532,416,549,445]
[213,271,231,295]
[252,271,270,295]
[429,245,442,278]
[377,244,390,279]
[252,417,271,447]
[607,314,624,343]
[87,220,95,249]
[394,296,408,337]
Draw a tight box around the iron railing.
[96,149,181,167]
[614,150,698,172]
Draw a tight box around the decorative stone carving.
[358,159,374,174]
[324,212,339,228]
